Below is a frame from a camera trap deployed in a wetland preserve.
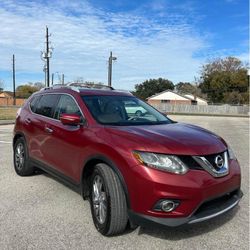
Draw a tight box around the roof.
[79,89,133,96]
[39,85,133,97]
[0,91,13,98]
[147,90,207,103]
[147,90,191,101]
[184,94,208,103]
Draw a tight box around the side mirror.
[60,113,81,126]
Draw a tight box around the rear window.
[35,94,59,118]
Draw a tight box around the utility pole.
[41,26,53,87]
[12,54,16,105]
[51,73,54,85]
[108,51,117,87]
[62,74,64,85]
[46,26,50,87]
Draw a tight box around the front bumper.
[129,189,243,227]
[127,158,241,218]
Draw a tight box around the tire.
[90,163,128,236]
[135,110,142,117]
[13,137,34,176]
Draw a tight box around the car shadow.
[136,207,239,240]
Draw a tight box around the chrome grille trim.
[192,151,229,177]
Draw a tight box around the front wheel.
[13,137,34,176]
[90,163,128,236]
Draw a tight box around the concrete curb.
[0,120,15,125]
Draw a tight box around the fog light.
[153,199,180,212]
[161,200,176,212]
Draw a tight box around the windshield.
[82,95,172,126]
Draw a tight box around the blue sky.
[0,0,248,91]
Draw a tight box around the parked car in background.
[124,102,147,116]
[13,83,242,236]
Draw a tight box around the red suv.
[13,84,242,236]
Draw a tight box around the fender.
[81,154,131,208]
[13,131,27,148]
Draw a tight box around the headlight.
[228,146,237,160]
[133,151,188,174]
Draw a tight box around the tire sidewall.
[90,168,111,235]
[135,110,142,116]
[13,137,29,175]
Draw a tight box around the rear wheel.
[13,137,34,176]
[90,163,128,236]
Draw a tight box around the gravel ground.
[0,115,249,250]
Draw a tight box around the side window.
[35,94,59,118]
[30,95,41,113]
[54,95,82,120]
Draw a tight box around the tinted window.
[54,95,82,120]
[35,94,59,118]
[30,95,41,113]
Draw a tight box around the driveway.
[0,115,249,250]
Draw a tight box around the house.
[0,91,13,98]
[0,91,25,106]
[147,90,208,105]
[184,94,208,105]
[147,90,191,105]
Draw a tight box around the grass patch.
[0,107,19,120]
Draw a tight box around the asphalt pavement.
[0,115,249,250]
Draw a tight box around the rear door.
[28,94,60,165]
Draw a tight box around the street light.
[108,51,117,87]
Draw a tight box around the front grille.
[179,151,229,177]
[178,156,203,170]
[205,151,225,171]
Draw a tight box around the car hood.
[105,122,227,156]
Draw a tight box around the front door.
[46,94,87,182]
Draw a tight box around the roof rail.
[39,84,80,92]
[39,83,114,93]
[67,82,114,90]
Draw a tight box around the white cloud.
[0,0,208,89]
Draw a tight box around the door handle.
[25,118,31,124]
[45,127,53,133]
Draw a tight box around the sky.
[0,0,248,91]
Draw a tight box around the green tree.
[175,82,202,95]
[199,57,248,104]
[134,78,174,100]
[34,82,45,90]
[16,84,39,98]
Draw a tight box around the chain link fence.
[151,103,249,116]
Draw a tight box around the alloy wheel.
[15,143,25,170]
[92,175,107,224]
